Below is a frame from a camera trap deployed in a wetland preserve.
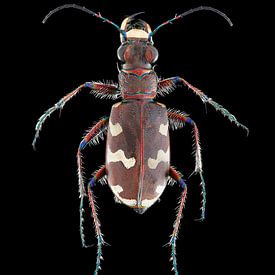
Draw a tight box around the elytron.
[33,4,248,274]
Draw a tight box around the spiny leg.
[157,77,249,135]
[32,81,119,150]
[88,165,107,275]
[77,116,109,248]
[168,166,187,275]
[168,109,206,220]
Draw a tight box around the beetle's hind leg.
[87,166,107,275]
[77,117,109,248]
[78,166,107,274]
[76,116,109,274]
[168,166,188,275]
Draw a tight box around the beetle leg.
[168,109,202,173]
[77,117,109,248]
[157,76,249,135]
[168,109,206,220]
[168,166,187,275]
[32,81,119,150]
[88,166,107,275]
[85,81,120,100]
[77,115,109,198]
[157,77,177,96]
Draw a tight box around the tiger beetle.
[33,4,249,275]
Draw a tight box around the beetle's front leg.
[157,76,249,135]
[168,166,187,275]
[76,116,109,248]
[32,81,119,149]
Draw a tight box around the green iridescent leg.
[207,98,249,135]
[177,76,249,135]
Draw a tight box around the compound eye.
[145,45,158,64]
[117,44,127,62]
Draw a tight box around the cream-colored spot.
[114,191,137,206]
[111,185,123,194]
[126,29,149,39]
[159,122,168,136]
[156,185,166,194]
[148,148,170,169]
[109,120,123,136]
[119,197,137,207]
[110,183,137,206]
[107,146,136,169]
[113,102,122,108]
[141,198,159,207]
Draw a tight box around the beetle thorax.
[118,69,158,100]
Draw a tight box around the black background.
[10,0,263,274]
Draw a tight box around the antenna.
[149,6,233,38]
[42,4,126,39]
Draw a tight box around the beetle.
[33,4,249,275]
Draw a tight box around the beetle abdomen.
[106,100,170,213]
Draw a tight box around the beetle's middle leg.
[168,109,206,221]
[76,116,109,248]
[168,166,187,275]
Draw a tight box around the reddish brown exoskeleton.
[33,4,248,274]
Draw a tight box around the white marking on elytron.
[113,102,122,108]
[110,185,137,206]
[141,197,159,207]
[114,192,137,206]
[110,185,123,194]
[109,120,123,136]
[156,185,166,194]
[107,146,136,169]
[159,122,168,136]
[119,197,137,207]
[148,148,170,169]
